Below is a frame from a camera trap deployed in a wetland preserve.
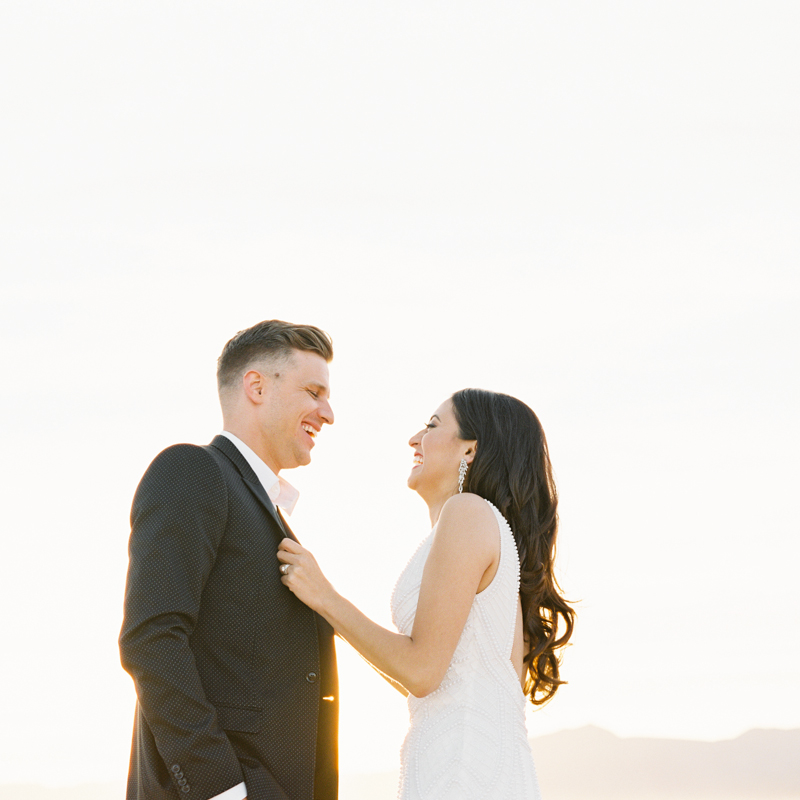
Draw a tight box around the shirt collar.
[220,431,300,516]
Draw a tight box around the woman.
[278,388,575,799]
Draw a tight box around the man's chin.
[294,449,313,467]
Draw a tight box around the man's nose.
[320,399,334,425]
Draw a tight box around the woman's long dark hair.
[451,388,575,705]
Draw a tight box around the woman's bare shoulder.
[435,493,499,548]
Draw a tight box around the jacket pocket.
[214,703,263,733]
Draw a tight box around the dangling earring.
[458,458,468,493]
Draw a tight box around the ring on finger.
[280,563,290,575]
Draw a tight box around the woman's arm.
[352,647,409,697]
[278,493,499,698]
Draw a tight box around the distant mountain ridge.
[532,725,800,799]
[3,726,798,799]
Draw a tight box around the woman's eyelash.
[424,422,436,429]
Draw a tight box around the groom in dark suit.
[119,320,338,800]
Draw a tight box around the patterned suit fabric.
[120,435,338,800]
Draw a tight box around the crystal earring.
[458,458,468,493]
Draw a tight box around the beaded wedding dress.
[391,500,543,800]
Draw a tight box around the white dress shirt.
[221,431,299,515]
[208,432,300,800]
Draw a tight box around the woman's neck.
[425,491,456,527]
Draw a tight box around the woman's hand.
[277,538,336,614]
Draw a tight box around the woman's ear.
[464,442,477,465]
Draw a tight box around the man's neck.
[222,423,281,475]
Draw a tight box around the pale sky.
[1,0,798,788]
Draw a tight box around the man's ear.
[242,369,267,404]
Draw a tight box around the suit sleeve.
[119,444,244,799]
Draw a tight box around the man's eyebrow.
[307,381,330,395]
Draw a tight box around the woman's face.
[407,398,474,498]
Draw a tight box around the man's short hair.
[217,319,333,394]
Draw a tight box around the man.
[119,320,338,800]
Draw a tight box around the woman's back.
[391,499,542,800]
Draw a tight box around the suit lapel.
[209,435,288,535]
[276,508,300,543]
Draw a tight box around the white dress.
[391,499,543,800]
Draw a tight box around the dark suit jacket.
[119,435,338,800]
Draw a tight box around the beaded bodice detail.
[390,499,542,799]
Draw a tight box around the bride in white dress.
[278,389,575,799]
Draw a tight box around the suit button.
[177,773,184,780]
[182,786,190,793]
[178,778,187,786]
[171,765,180,773]
[306,671,318,683]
